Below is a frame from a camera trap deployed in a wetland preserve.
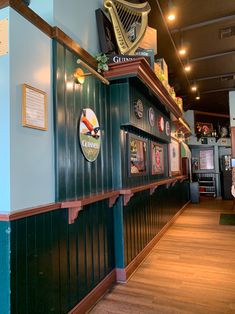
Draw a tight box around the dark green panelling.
[124,181,189,266]
[10,202,114,314]
[0,222,10,314]
[129,78,171,142]
[110,77,171,142]
[53,41,113,201]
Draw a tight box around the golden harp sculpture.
[104,0,151,55]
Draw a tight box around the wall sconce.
[74,68,86,84]
[74,59,109,85]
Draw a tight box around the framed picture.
[129,134,147,175]
[22,84,47,131]
[95,9,118,55]
[199,149,214,170]
[195,122,213,136]
[169,138,181,176]
[151,142,164,175]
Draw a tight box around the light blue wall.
[9,9,54,211]
[0,8,10,213]
[229,91,235,127]
[29,0,54,25]
[54,0,103,55]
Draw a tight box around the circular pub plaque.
[134,99,144,119]
[165,121,171,136]
[148,107,155,127]
[158,116,164,132]
[79,108,101,162]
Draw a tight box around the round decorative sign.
[148,107,155,127]
[165,121,171,136]
[79,108,101,162]
[158,116,164,132]
[134,99,144,119]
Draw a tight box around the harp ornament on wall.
[104,0,151,55]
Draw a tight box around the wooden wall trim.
[0,203,61,221]
[68,269,116,314]
[0,0,97,68]
[9,0,53,37]
[0,0,9,9]
[52,27,97,68]
[116,200,191,283]
[0,179,188,221]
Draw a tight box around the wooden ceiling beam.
[171,13,235,33]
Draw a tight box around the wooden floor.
[90,199,235,314]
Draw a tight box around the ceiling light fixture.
[167,0,176,21]
[184,59,191,72]
[196,91,200,100]
[191,83,197,91]
[179,34,187,56]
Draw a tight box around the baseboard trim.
[117,200,191,283]
[68,269,116,314]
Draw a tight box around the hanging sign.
[79,108,101,162]
[0,18,8,56]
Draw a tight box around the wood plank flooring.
[90,199,235,314]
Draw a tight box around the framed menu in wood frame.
[22,84,47,131]
[151,141,164,175]
[169,138,181,176]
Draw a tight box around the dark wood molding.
[68,269,116,314]
[0,180,187,221]
[1,1,97,68]
[52,27,97,68]
[61,191,120,224]
[104,59,183,119]
[117,200,191,283]
[9,0,53,37]
[120,175,187,206]
[0,0,9,9]
[0,203,60,221]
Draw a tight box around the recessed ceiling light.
[191,85,197,91]
[168,14,175,21]
[179,48,186,56]
[196,91,200,100]
[184,65,191,72]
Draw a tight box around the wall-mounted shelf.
[61,191,120,224]
[104,59,183,119]
[120,175,187,206]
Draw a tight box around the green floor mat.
[219,214,235,225]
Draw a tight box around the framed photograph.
[199,150,214,170]
[95,9,118,55]
[169,138,181,176]
[129,134,147,175]
[151,142,164,175]
[22,84,47,131]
